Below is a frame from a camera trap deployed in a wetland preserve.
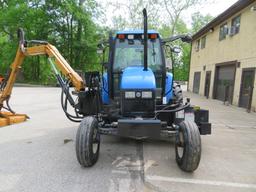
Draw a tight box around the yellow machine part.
[0,111,28,127]
[0,29,85,127]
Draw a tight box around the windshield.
[113,38,163,72]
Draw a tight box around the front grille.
[121,90,155,117]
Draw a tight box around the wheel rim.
[92,128,99,154]
[177,131,184,158]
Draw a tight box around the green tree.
[104,0,212,81]
[0,0,101,84]
[191,12,214,33]
[108,0,161,29]
[167,19,191,81]
[162,0,207,35]
[112,15,127,30]
[158,12,213,81]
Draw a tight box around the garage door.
[214,64,236,103]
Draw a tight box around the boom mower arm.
[0,29,86,126]
[161,35,192,44]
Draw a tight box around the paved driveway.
[0,87,255,192]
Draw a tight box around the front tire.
[173,82,183,105]
[76,116,100,167]
[175,120,201,172]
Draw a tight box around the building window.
[201,36,206,49]
[196,39,200,51]
[231,15,241,35]
[219,23,228,41]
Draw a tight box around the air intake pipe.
[143,8,148,71]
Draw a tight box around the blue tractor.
[0,9,210,172]
[74,9,211,172]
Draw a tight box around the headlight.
[142,91,152,98]
[125,91,135,98]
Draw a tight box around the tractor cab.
[101,30,173,118]
[113,31,165,98]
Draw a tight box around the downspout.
[187,41,193,92]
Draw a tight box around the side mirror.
[166,58,172,70]
[171,46,181,54]
[97,42,105,54]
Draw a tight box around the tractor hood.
[120,66,156,89]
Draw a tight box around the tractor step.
[0,111,28,127]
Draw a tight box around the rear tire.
[76,116,100,167]
[175,120,201,172]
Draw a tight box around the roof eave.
[192,0,255,40]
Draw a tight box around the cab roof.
[116,30,159,35]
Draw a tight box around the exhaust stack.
[143,8,148,71]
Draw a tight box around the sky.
[96,0,238,28]
[184,0,238,25]
[190,0,238,16]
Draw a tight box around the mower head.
[0,112,28,127]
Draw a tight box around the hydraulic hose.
[154,102,190,118]
[6,99,15,114]
[60,82,83,123]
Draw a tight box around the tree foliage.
[191,12,213,33]
[0,0,100,84]
[162,0,206,34]
[105,0,212,81]
[159,19,191,81]
[109,0,162,30]
[157,8,213,81]
[0,0,214,84]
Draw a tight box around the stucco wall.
[189,1,256,110]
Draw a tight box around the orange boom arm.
[0,29,86,126]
